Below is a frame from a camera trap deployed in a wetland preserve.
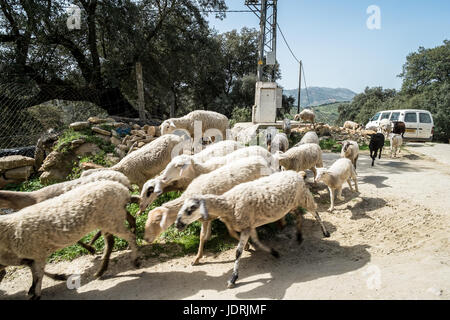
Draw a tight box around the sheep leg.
[94,233,115,278]
[126,211,137,233]
[204,220,212,241]
[379,147,383,159]
[88,231,102,246]
[228,229,250,289]
[0,265,5,283]
[337,187,344,201]
[249,228,280,258]
[77,238,97,255]
[328,187,335,212]
[310,166,317,182]
[28,260,45,300]
[353,175,359,192]
[277,217,287,229]
[192,221,210,266]
[108,227,140,268]
[354,156,358,169]
[295,211,304,243]
[347,179,354,192]
[310,211,330,237]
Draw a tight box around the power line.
[276,23,299,63]
[277,22,311,107]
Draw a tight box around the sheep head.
[160,120,177,135]
[176,197,208,231]
[138,178,164,215]
[160,155,194,184]
[144,207,171,243]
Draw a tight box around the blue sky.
[207,0,450,93]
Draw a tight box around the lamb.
[295,131,319,146]
[160,110,229,141]
[343,121,361,130]
[266,130,289,153]
[159,146,276,186]
[274,143,323,180]
[294,109,315,126]
[0,170,135,254]
[81,134,183,189]
[175,170,330,288]
[315,158,358,212]
[0,181,139,300]
[282,118,291,137]
[389,133,403,158]
[144,156,276,265]
[392,121,406,138]
[369,133,385,166]
[340,140,359,169]
[378,118,392,137]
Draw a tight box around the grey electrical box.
[266,51,276,65]
[252,81,283,123]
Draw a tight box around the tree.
[0,0,226,117]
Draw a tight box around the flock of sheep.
[0,109,403,299]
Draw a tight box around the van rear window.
[390,112,400,121]
[404,112,417,123]
[419,113,432,123]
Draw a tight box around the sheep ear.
[170,121,176,128]
[199,199,209,220]
[159,211,171,230]
[154,180,163,196]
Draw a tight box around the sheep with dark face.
[340,140,359,169]
[282,118,291,137]
[369,133,385,166]
[175,170,329,288]
[266,129,289,153]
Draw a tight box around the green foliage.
[3,177,45,192]
[319,138,342,153]
[229,106,252,127]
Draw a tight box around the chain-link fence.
[0,81,108,150]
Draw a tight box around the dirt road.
[1,146,449,300]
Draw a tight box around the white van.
[365,109,434,141]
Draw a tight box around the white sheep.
[159,145,276,186]
[294,109,315,125]
[144,156,275,265]
[275,143,323,180]
[175,170,330,288]
[266,129,289,153]
[0,181,139,300]
[160,110,229,141]
[295,131,319,146]
[282,118,291,137]
[389,133,403,158]
[343,121,361,130]
[315,158,358,212]
[0,170,135,254]
[379,119,392,137]
[340,140,359,169]
[81,134,183,189]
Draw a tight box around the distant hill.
[284,87,357,107]
[310,101,350,126]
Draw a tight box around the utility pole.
[257,0,267,81]
[297,60,302,114]
[246,0,278,81]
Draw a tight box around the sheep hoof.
[29,295,41,301]
[337,196,344,201]
[191,259,200,266]
[270,249,280,258]
[133,258,141,268]
[327,207,334,212]
[323,231,331,238]
[227,273,238,288]
[94,271,105,279]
